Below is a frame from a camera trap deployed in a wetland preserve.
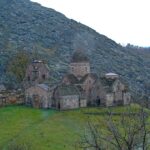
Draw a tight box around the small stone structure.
[91,77,131,106]
[54,84,87,110]
[25,84,54,108]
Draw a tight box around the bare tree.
[106,107,150,150]
[78,106,150,150]
[78,119,104,150]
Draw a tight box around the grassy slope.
[0,105,142,150]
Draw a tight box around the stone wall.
[106,93,114,106]
[60,95,79,110]
[123,92,131,105]
[80,99,87,107]
[62,76,71,85]
[90,82,107,106]
[113,80,125,92]
[25,62,50,84]
[25,86,52,108]
[0,91,24,107]
[70,62,90,78]
[114,91,123,102]
[82,75,96,97]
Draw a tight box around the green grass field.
[0,104,143,150]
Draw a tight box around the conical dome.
[71,50,89,63]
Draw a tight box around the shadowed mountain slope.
[0,0,149,96]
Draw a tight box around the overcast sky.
[31,0,150,47]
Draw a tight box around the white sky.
[31,0,150,47]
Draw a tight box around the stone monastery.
[24,51,131,110]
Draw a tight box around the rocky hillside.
[0,0,149,96]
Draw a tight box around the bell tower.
[25,60,50,84]
[70,50,90,79]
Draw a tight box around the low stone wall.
[0,91,25,107]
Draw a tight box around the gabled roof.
[99,77,117,93]
[71,51,89,63]
[80,73,98,83]
[27,83,56,92]
[100,77,117,87]
[99,76,129,93]
[55,84,79,96]
[63,74,79,84]
[37,84,49,91]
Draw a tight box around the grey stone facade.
[62,51,131,107]
[25,84,53,108]
[52,84,81,110]
[25,60,50,86]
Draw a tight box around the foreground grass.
[0,104,143,150]
[0,105,84,150]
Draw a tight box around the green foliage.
[1,73,18,89]
[7,52,30,83]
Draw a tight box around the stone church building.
[24,51,131,110]
[61,51,131,107]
